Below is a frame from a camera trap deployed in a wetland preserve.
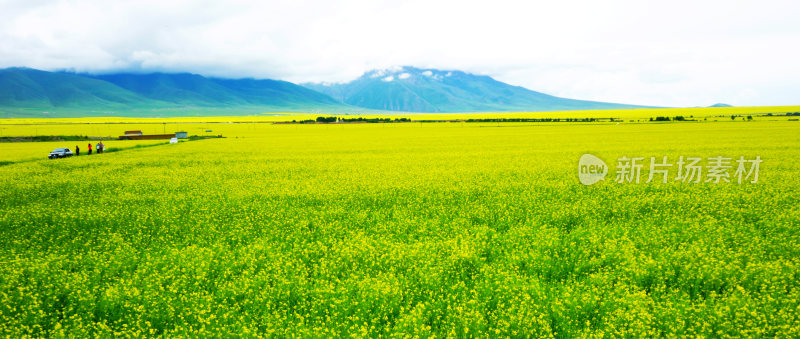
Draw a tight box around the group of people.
[74,141,105,156]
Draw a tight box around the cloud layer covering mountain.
[0,1,798,107]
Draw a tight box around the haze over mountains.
[0,66,653,117]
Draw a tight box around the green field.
[1,119,799,336]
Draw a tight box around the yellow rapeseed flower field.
[0,113,798,336]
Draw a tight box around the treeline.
[284,117,618,124]
[650,112,800,122]
[650,116,693,122]
[284,112,799,125]
[462,118,604,123]
[325,117,411,123]
[289,117,413,123]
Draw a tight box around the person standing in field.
[96,142,101,154]
[75,145,80,156]
[88,143,92,155]
[98,141,105,153]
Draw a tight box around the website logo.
[578,154,608,185]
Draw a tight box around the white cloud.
[422,70,433,76]
[382,75,394,82]
[398,72,411,79]
[0,0,798,106]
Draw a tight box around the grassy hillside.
[0,68,163,109]
[93,73,343,107]
[0,68,350,117]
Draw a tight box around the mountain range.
[0,66,652,117]
[302,66,650,112]
[0,68,342,117]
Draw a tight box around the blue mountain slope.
[92,73,342,107]
[0,68,160,108]
[0,68,345,115]
[303,66,654,112]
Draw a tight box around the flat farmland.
[0,119,798,336]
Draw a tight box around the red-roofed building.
[124,130,143,136]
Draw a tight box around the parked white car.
[48,148,74,159]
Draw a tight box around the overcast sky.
[1,0,798,107]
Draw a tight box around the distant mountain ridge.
[0,68,345,116]
[91,73,339,107]
[0,67,162,109]
[302,66,654,112]
[0,66,657,117]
